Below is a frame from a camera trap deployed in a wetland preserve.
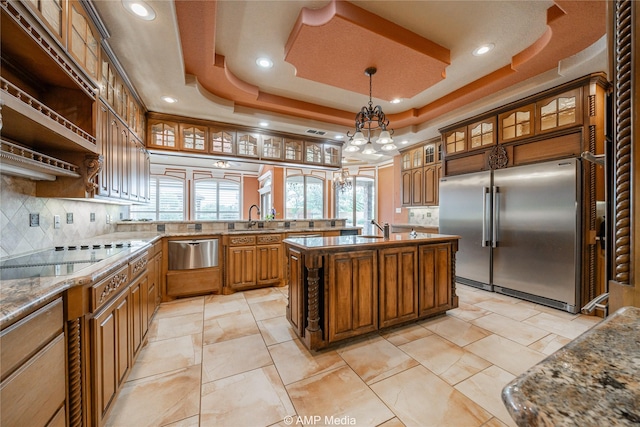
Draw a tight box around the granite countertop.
[0,227,359,328]
[283,232,460,250]
[502,306,640,426]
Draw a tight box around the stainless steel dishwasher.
[168,239,219,270]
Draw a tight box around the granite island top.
[502,306,640,426]
[283,232,459,250]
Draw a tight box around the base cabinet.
[0,298,66,427]
[226,245,257,290]
[327,250,378,343]
[379,247,419,328]
[92,291,130,426]
[224,233,283,292]
[419,244,453,316]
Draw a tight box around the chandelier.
[346,67,397,154]
[333,168,352,193]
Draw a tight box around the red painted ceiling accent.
[284,1,450,101]
[174,0,606,130]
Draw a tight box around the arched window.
[335,176,376,235]
[285,175,324,219]
[194,179,241,220]
[129,176,185,220]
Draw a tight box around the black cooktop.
[0,242,136,280]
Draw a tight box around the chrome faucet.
[371,219,390,239]
[248,204,260,228]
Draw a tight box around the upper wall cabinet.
[439,74,606,177]
[179,124,207,153]
[444,127,466,155]
[498,104,535,143]
[1,1,148,201]
[145,113,343,170]
[468,118,496,150]
[148,121,178,150]
[536,88,582,134]
[400,139,441,207]
[68,0,99,82]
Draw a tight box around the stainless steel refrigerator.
[439,158,581,313]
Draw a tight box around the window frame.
[193,178,241,220]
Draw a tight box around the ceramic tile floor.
[105,284,602,427]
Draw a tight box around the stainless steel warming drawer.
[168,239,219,270]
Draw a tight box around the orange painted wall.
[377,164,395,224]
[392,155,409,224]
[242,175,260,219]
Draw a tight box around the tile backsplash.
[0,175,126,258]
[407,206,440,228]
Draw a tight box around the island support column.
[303,253,324,350]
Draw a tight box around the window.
[129,177,185,220]
[336,177,376,235]
[194,179,240,220]
[285,175,324,219]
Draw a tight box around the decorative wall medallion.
[488,145,508,169]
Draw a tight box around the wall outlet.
[66,212,74,224]
[90,212,96,222]
[426,212,431,217]
[106,214,110,224]
[54,215,61,229]
[395,208,402,213]
[29,213,39,227]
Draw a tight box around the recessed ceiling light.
[473,43,495,56]
[335,135,345,139]
[401,140,409,145]
[161,96,177,104]
[122,0,156,20]
[256,57,273,69]
[390,98,402,104]
[381,143,397,151]
[259,121,269,127]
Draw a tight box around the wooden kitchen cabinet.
[536,88,582,134]
[0,298,66,427]
[130,274,148,358]
[92,290,130,427]
[257,244,283,286]
[468,117,496,150]
[400,139,441,206]
[379,247,419,328]
[179,124,207,153]
[419,243,453,316]
[227,245,257,289]
[499,104,535,143]
[327,250,378,343]
[148,119,179,150]
[224,233,283,292]
[444,126,467,155]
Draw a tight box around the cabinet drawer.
[91,265,129,312]
[129,251,149,280]
[1,298,63,381]
[257,234,282,245]
[0,333,66,427]
[227,235,256,246]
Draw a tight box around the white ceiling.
[93,0,608,167]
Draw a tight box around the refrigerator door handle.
[492,186,499,247]
[482,187,489,247]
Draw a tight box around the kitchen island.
[283,233,460,350]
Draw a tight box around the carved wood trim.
[613,0,632,285]
[131,256,148,277]
[67,317,83,427]
[99,271,129,304]
[488,145,508,170]
[306,266,320,333]
[84,155,103,193]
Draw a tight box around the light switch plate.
[66,213,73,224]
[29,213,39,227]
[54,215,61,229]
[395,208,402,213]
[90,212,96,222]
